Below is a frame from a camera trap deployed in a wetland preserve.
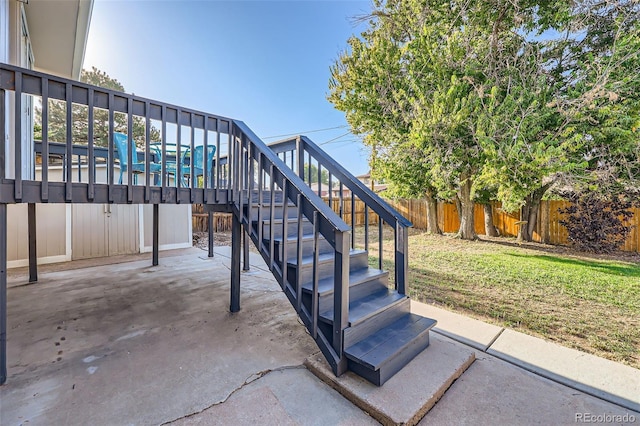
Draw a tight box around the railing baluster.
[351,193,355,249]
[281,180,288,290]
[246,139,254,228]
[296,136,304,179]
[41,80,49,201]
[126,98,133,202]
[65,83,73,201]
[257,153,264,251]
[333,229,350,371]
[238,134,244,223]
[364,205,369,252]
[311,211,319,339]
[176,109,182,197]
[339,182,344,219]
[144,102,151,202]
[317,163,322,197]
[87,87,94,201]
[190,114,195,196]
[269,164,275,270]
[203,119,209,203]
[328,172,333,212]
[378,220,383,270]
[161,105,167,202]
[228,133,232,191]
[215,128,221,202]
[394,223,408,295]
[14,72,22,201]
[0,89,7,179]
[296,193,303,312]
[108,92,115,202]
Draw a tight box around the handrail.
[267,135,412,294]
[233,122,349,233]
[232,120,351,375]
[271,136,411,227]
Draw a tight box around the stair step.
[286,249,368,269]
[345,313,437,370]
[286,249,370,286]
[272,234,334,260]
[257,217,313,239]
[246,203,299,220]
[346,313,437,385]
[319,286,407,327]
[301,267,388,297]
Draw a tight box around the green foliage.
[303,163,329,184]
[329,0,640,227]
[35,67,160,147]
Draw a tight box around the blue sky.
[83,0,372,176]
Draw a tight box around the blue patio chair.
[113,132,161,184]
[177,145,216,187]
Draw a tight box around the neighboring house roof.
[24,0,94,79]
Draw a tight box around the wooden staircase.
[245,196,436,385]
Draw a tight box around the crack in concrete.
[161,364,306,425]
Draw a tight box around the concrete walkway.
[1,247,638,425]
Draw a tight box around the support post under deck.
[242,231,250,271]
[230,213,241,313]
[1,203,8,385]
[207,211,214,258]
[152,204,159,266]
[28,203,37,283]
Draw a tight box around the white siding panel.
[141,204,192,251]
[7,204,27,262]
[8,203,68,264]
[72,204,107,260]
[108,204,139,256]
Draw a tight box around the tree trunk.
[517,184,551,242]
[425,188,441,235]
[455,176,476,240]
[483,203,499,237]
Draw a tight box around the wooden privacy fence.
[322,198,640,253]
[193,199,640,252]
[192,204,233,233]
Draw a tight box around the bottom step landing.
[304,332,476,426]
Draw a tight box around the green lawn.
[356,227,640,369]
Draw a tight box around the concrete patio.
[1,247,638,425]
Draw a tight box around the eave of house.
[24,0,93,80]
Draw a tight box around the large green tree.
[36,67,160,147]
[329,0,640,241]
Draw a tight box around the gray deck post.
[28,203,37,282]
[207,210,214,258]
[152,204,159,266]
[242,231,250,271]
[1,203,8,385]
[230,212,241,312]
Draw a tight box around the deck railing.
[0,63,233,205]
[268,136,412,294]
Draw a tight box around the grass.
[354,226,640,369]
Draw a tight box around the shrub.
[559,192,634,254]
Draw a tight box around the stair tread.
[320,287,407,326]
[271,234,321,244]
[345,313,437,370]
[286,249,367,267]
[257,217,311,225]
[301,267,388,295]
